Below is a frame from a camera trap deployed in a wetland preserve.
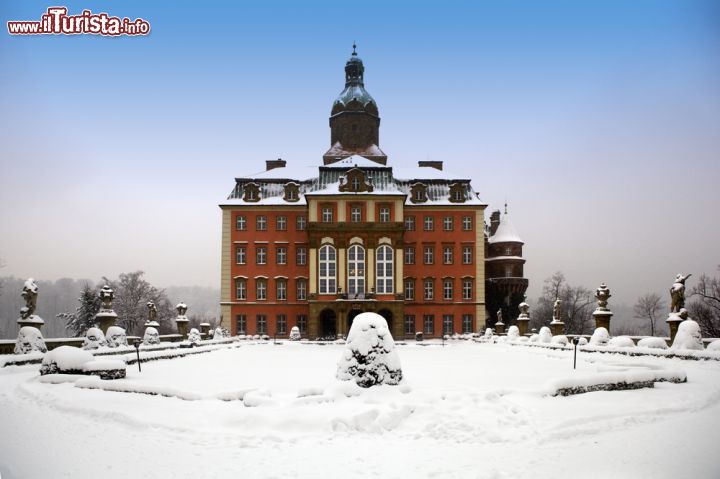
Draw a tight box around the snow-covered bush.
[105,326,128,348]
[289,326,301,341]
[528,334,539,343]
[14,326,47,354]
[589,327,609,346]
[40,346,93,375]
[637,337,668,349]
[538,327,552,343]
[576,337,588,346]
[551,335,568,346]
[188,328,201,345]
[608,336,635,348]
[672,320,703,351]
[507,325,520,340]
[83,327,107,350]
[143,327,160,346]
[213,327,229,339]
[484,328,493,339]
[336,312,402,388]
[706,339,720,352]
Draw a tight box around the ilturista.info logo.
[7,6,150,36]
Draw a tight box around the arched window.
[376,245,394,294]
[347,245,365,297]
[319,245,337,294]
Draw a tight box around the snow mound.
[637,337,669,349]
[484,328,493,339]
[538,327,552,343]
[707,340,720,352]
[188,328,201,345]
[336,312,403,388]
[41,346,93,373]
[576,337,588,346]
[143,327,160,345]
[608,336,635,348]
[213,327,229,339]
[590,327,609,346]
[82,327,107,350]
[551,335,568,346]
[528,334,539,343]
[289,326,301,341]
[672,320,703,351]
[14,326,47,354]
[506,325,520,340]
[106,326,128,348]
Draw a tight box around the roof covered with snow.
[489,215,524,244]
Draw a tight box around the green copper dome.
[331,45,379,116]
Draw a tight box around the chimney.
[266,158,286,171]
[418,160,443,171]
[490,210,501,236]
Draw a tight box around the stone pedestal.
[593,310,613,331]
[176,317,189,338]
[516,318,529,336]
[550,321,565,336]
[95,310,118,335]
[17,315,44,332]
[666,313,684,343]
[495,322,505,335]
[200,322,211,339]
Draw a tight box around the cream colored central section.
[338,248,346,292]
[337,199,346,222]
[395,248,403,294]
[221,208,232,330]
[475,209,486,331]
[309,248,318,294]
[367,201,375,221]
[367,248,375,291]
[308,200,318,222]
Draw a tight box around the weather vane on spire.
[504,202,508,214]
[352,42,357,55]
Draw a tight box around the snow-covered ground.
[1,341,719,478]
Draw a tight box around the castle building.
[219,47,524,339]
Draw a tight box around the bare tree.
[532,271,595,334]
[108,271,174,335]
[689,267,720,338]
[633,293,665,336]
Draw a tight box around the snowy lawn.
[1,341,719,478]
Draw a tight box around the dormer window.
[243,183,260,202]
[351,176,360,191]
[284,182,300,202]
[449,183,467,203]
[415,190,424,201]
[339,168,373,193]
[410,183,428,203]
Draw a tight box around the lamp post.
[133,339,142,372]
[572,337,580,370]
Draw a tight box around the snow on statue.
[188,328,201,345]
[143,327,160,345]
[289,325,301,341]
[336,312,402,388]
[106,326,128,348]
[83,327,107,350]
[671,319,703,351]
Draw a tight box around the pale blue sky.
[1,0,718,305]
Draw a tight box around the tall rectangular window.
[443,246,453,264]
[424,279,434,300]
[319,245,337,294]
[256,279,267,300]
[404,315,415,335]
[297,315,308,334]
[424,246,434,265]
[443,279,453,300]
[256,314,267,334]
[276,216,287,231]
[235,246,246,264]
[404,279,415,300]
[276,279,287,300]
[375,245,394,294]
[256,216,267,231]
[256,247,267,265]
[236,216,247,231]
[379,206,390,222]
[463,279,473,300]
[235,278,246,300]
[462,216,472,231]
[423,314,434,335]
[404,216,415,231]
[296,279,307,300]
[462,314,473,333]
[296,216,307,231]
[322,207,333,223]
[296,247,307,265]
[463,246,472,264]
[443,314,454,335]
[404,247,415,265]
[276,314,287,334]
[276,247,287,265]
[443,217,453,231]
[236,314,247,334]
[424,216,434,231]
[350,206,362,223]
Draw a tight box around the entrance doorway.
[378,309,393,332]
[319,309,337,339]
[347,309,363,332]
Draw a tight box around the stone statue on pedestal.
[595,283,611,310]
[20,278,39,320]
[552,299,562,323]
[670,273,692,313]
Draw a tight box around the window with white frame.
[276,279,287,300]
[404,246,415,265]
[296,279,307,300]
[296,247,307,265]
[443,314,454,335]
[256,247,267,265]
[424,246,434,264]
[297,314,307,334]
[404,279,415,300]
[505,246,512,255]
[276,216,287,231]
[463,246,472,264]
[404,216,415,231]
[443,279,453,300]
[453,189,464,201]
[443,246,453,264]
[462,314,473,333]
[322,207,333,223]
[236,314,247,334]
[235,278,246,300]
[235,246,246,264]
[276,247,287,265]
[276,314,287,334]
[236,216,247,231]
[462,279,472,300]
[351,176,361,191]
[256,314,267,334]
[443,217,453,231]
[424,279,434,300]
[296,216,307,231]
[505,265,513,277]
[256,216,267,231]
[347,244,365,296]
[462,216,472,231]
[379,206,390,223]
[404,315,415,335]
[423,314,434,334]
[256,279,267,300]
[319,244,337,294]
[423,216,434,231]
[376,245,394,294]
[350,206,362,223]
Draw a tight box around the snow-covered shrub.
[538,327,552,343]
[576,337,588,346]
[608,336,635,348]
[40,346,93,375]
[213,327,229,339]
[637,337,668,349]
[589,327,609,346]
[82,327,107,350]
[187,328,201,345]
[707,339,720,352]
[14,326,47,354]
[289,326,301,341]
[252,334,260,340]
[528,334,539,343]
[261,334,270,341]
[336,312,402,388]
[484,328,493,339]
[105,326,127,348]
[143,327,160,346]
[551,335,568,346]
[507,325,520,340]
[672,320,703,351]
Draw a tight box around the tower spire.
[352,42,357,56]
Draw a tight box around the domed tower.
[485,206,529,327]
[323,45,387,165]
